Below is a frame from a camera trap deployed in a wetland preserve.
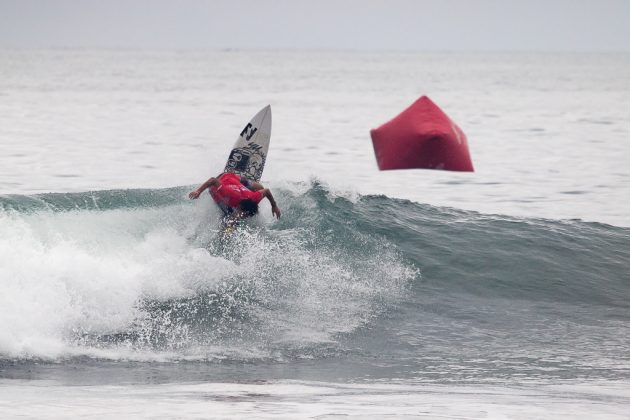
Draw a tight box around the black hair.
[239,199,259,217]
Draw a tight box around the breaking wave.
[1,182,628,381]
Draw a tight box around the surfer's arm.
[188,177,220,199]
[261,188,281,219]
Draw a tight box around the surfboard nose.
[224,104,273,182]
[264,104,272,123]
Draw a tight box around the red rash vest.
[209,173,263,209]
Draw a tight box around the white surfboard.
[223,105,272,182]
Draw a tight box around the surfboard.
[224,105,272,182]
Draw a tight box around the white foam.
[0,205,239,359]
[0,199,415,360]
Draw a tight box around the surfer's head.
[238,199,259,217]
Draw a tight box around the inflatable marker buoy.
[371,96,474,172]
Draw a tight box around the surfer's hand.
[188,190,201,199]
[272,206,281,219]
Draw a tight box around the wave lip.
[0,187,188,213]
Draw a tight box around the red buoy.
[371,96,474,172]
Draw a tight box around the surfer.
[188,172,281,220]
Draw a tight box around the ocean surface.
[1,50,629,418]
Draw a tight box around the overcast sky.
[1,0,629,51]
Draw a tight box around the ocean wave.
[1,182,628,370]
[0,183,414,360]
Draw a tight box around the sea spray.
[0,184,416,360]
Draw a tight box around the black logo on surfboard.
[240,123,258,141]
[225,143,266,181]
